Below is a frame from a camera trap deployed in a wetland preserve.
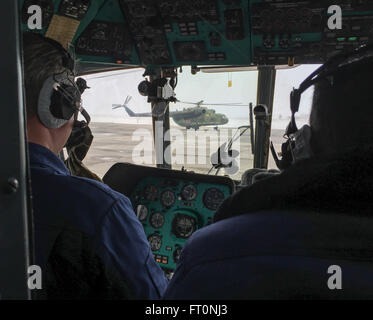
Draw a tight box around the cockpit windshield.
[81,64,320,180]
[81,67,257,180]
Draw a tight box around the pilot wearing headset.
[24,32,168,299]
[164,45,373,299]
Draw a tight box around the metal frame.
[151,68,172,170]
[254,66,277,169]
[0,0,32,300]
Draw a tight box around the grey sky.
[81,64,320,128]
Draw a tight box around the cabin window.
[171,66,258,180]
[78,65,321,179]
[79,68,154,179]
[269,64,321,170]
[78,66,258,180]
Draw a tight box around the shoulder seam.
[67,175,122,201]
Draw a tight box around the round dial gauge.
[144,184,158,201]
[161,190,175,207]
[148,234,162,252]
[172,214,196,239]
[181,184,197,201]
[173,246,182,263]
[150,212,165,229]
[203,188,225,211]
[136,205,148,221]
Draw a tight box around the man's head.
[23,32,77,154]
[309,53,373,156]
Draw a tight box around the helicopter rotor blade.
[203,103,247,106]
[176,99,247,107]
[124,95,132,105]
[176,100,200,105]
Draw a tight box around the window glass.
[80,67,258,180]
[269,65,321,169]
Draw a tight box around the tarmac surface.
[83,122,284,181]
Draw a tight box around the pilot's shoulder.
[188,211,302,248]
[66,175,131,206]
[182,213,290,265]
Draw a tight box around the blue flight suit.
[163,146,373,300]
[163,211,373,300]
[29,142,168,299]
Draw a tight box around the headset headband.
[27,33,76,74]
[43,35,76,74]
[45,37,91,126]
[32,34,91,128]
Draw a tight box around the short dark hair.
[22,32,69,119]
[310,55,373,155]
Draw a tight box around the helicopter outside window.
[78,67,258,180]
[170,66,258,180]
[78,65,321,179]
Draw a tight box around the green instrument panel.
[20,0,373,70]
[130,176,231,276]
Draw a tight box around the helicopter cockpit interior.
[14,0,373,290]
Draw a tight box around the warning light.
[337,37,346,42]
[116,60,123,64]
[348,37,358,41]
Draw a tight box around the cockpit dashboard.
[104,163,234,278]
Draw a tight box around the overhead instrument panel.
[59,0,91,21]
[118,0,172,65]
[21,0,93,26]
[131,177,232,278]
[21,0,373,67]
[75,20,134,64]
[103,163,234,279]
[20,0,106,50]
[81,0,251,67]
[251,0,373,65]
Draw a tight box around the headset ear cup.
[50,85,77,120]
[38,76,68,129]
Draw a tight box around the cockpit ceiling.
[21,0,373,69]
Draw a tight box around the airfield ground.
[83,122,284,181]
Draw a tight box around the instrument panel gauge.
[161,190,175,207]
[172,214,196,239]
[136,205,148,221]
[181,184,198,201]
[150,212,165,229]
[203,188,225,211]
[144,184,158,201]
[148,234,162,252]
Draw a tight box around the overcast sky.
[81,64,320,127]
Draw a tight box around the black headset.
[35,34,91,129]
[271,43,373,170]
